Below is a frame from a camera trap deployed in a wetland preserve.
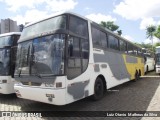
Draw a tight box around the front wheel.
[91,77,104,100]
[134,70,139,81]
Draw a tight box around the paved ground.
[0,77,160,120]
[144,70,160,77]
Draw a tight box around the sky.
[0,0,160,44]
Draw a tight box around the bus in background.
[155,46,160,74]
[14,12,144,105]
[142,48,155,74]
[0,32,21,94]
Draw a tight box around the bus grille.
[21,82,41,86]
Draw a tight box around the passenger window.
[91,26,107,48]
[120,40,126,52]
[133,47,138,55]
[101,32,107,48]
[92,27,101,47]
[137,48,142,56]
[108,35,119,50]
[127,43,134,55]
[69,16,88,38]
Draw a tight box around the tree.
[146,25,156,51]
[100,21,107,28]
[117,30,122,36]
[100,21,119,32]
[154,25,160,40]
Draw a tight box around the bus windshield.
[0,36,12,48]
[15,34,65,77]
[0,48,10,75]
[20,15,66,40]
[0,36,12,75]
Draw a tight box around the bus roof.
[25,11,88,27]
[0,32,21,37]
[24,11,142,49]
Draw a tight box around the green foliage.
[135,42,160,52]
[155,42,160,47]
[117,30,122,36]
[100,21,119,32]
[146,25,156,39]
[154,25,160,40]
[146,25,156,51]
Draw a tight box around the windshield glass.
[21,15,66,40]
[15,34,65,76]
[0,36,12,48]
[0,48,10,75]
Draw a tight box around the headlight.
[45,83,54,87]
[2,80,7,83]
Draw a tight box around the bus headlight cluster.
[44,83,54,87]
[2,80,7,83]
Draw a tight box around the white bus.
[14,12,144,105]
[155,46,160,74]
[0,32,21,94]
[142,48,155,74]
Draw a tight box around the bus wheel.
[138,69,141,79]
[134,70,139,81]
[91,77,104,100]
[146,66,149,73]
[139,69,141,76]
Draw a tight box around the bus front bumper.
[156,67,160,73]
[0,76,15,94]
[14,85,66,105]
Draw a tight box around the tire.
[91,77,104,100]
[146,66,149,73]
[134,70,139,81]
[138,70,141,79]
[139,70,141,76]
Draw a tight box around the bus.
[0,32,21,94]
[14,12,144,105]
[142,48,155,74]
[155,46,160,74]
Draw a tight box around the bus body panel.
[14,76,67,105]
[13,12,145,105]
[0,76,15,94]
[155,47,160,74]
[14,85,66,105]
[93,50,144,89]
[144,57,155,72]
[0,32,21,94]
[156,65,160,74]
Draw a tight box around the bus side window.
[91,26,107,49]
[120,39,127,52]
[108,35,119,50]
[127,43,134,55]
[67,36,81,79]
[69,16,88,38]
[67,36,89,80]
